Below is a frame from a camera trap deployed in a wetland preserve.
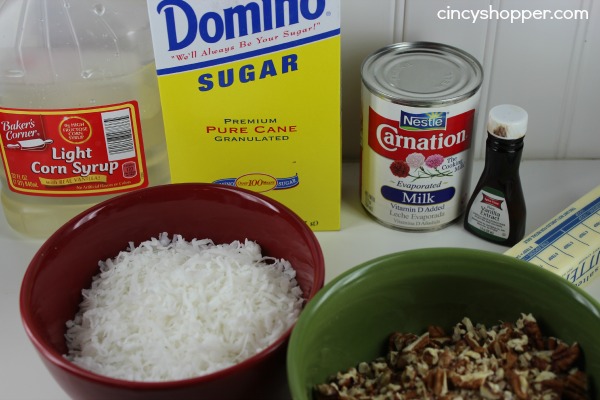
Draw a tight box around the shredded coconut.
[64,233,303,382]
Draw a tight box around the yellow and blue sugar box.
[147,0,341,230]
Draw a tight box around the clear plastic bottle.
[0,0,170,238]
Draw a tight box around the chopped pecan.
[389,332,418,352]
[314,315,590,400]
[449,370,490,390]
[552,343,581,372]
[438,349,454,369]
[421,347,440,366]
[464,331,486,354]
[335,367,360,388]
[506,370,529,400]
[313,383,340,400]
[540,377,565,396]
[357,361,372,377]
[375,369,392,388]
[505,350,518,370]
[523,318,545,350]
[480,380,503,399]
[453,338,469,354]
[402,332,430,353]
[424,367,447,396]
[530,353,551,370]
[490,337,507,358]
[547,336,559,350]
[428,325,447,339]
[564,369,589,400]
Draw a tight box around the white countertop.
[2,159,599,400]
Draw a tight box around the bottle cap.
[487,104,528,139]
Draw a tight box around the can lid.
[487,105,528,139]
[361,42,483,107]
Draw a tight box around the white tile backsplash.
[341,0,600,160]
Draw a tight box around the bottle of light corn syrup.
[464,104,527,246]
[0,0,170,238]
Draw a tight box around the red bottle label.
[0,102,148,197]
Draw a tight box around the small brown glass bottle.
[464,104,527,246]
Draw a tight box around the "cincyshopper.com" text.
[438,6,589,24]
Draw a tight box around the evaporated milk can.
[360,42,483,231]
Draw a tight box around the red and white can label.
[0,101,148,197]
[360,91,479,230]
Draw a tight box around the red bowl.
[20,183,325,400]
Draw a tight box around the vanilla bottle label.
[466,187,510,240]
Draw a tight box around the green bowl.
[287,248,600,399]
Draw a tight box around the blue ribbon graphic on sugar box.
[274,174,300,190]
[213,174,299,190]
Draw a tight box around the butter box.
[146,0,341,230]
[505,185,600,287]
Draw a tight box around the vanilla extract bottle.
[464,104,527,246]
